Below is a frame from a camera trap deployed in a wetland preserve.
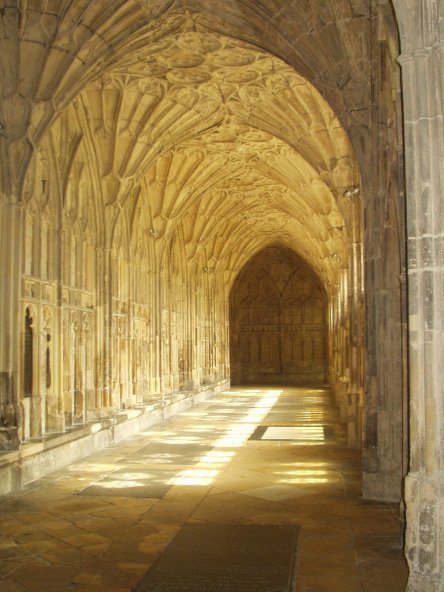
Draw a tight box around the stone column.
[0,200,24,449]
[360,3,406,503]
[347,247,363,448]
[328,285,341,401]
[30,321,44,438]
[397,5,444,589]
[52,304,65,433]
[96,247,113,412]
[337,268,349,423]
[347,196,364,449]
[185,278,196,391]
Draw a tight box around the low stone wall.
[0,381,229,496]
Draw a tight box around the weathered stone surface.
[0,1,443,589]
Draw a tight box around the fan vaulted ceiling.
[8,0,369,288]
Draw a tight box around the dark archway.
[230,246,328,385]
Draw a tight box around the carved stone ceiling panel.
[96,32,350,282]
[2,0,370,188]
[8,2,366,288]
[73,29,356,287]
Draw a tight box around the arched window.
[24,309,33,397]
[46,334,51,389]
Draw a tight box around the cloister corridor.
[1,1,444,590]
[0,385,408,592]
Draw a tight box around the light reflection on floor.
[74,386,345,490]
[0,385,408,592]
[161,389,285,485]
[169,469,220,486]
[261,426,325,441]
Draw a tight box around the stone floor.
[0,386,409,592]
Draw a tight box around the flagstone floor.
[0,386,408,592]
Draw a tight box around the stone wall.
[230,246,328,385]
[13,129,231,441]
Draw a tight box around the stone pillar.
[360,3,406,503]
[185,279,196,390]
[347,238,363,448]
[52,304,65,433]
[328,285,340,400]
[73,321,85,423]
[396,6,444,589]
[96,247,113,412]
[0,201,23,449]
[337,268,349,422]
[30,322,44,438]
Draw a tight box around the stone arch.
[230,246,328,385]
[389,0,438,51]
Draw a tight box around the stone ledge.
[0,380,229,496]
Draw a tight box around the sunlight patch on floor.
[167,389,283,486]
[169,469,219,486]
[261,426,325,441]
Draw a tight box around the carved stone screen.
[230,246,327,385]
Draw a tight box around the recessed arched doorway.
[230,245,328,386]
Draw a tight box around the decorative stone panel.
[230,246,327,385]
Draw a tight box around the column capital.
[398,40,444,65]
